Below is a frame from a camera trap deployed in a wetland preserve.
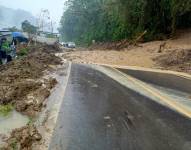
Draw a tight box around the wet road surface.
[49,64,191,150]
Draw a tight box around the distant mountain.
[0,5,36,29]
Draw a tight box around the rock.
[33,133,42,141]
[16,102,27,111]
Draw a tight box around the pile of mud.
[154,49,191,73]
[3,125,42,150]
[0,45,62,117]
[89,39,130,50]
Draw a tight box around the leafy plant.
[17,48,29,56]
[0,104,13,116]
[27,117,34,126]
[9,138,18,150]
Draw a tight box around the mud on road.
[63,30,191,74]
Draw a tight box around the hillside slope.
[63,29,191,74]
[0,5,36,28]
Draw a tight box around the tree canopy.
[22,20,37,34]
[59,0,191,44]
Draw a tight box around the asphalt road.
[49,64,191,150]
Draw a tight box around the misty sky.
[0,0,66,25]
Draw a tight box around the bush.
[0,104,13,116]
[17,48,29,56]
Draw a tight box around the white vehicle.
[59,42,64,45]
[67,42,76,48]
[60,42,67,46]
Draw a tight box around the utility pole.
[37,9,51,32]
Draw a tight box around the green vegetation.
[45,33,58,38]
[0,104,13,116]
[27,117,34,126]
[9,138,18,150]
[59,0,191,44]
[22,20,38,35]
[17,47,29,56]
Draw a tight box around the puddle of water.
[0,110,29,135]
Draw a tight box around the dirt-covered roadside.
[3,125,42,150]
[0,44,62,117]
[154,49,191,74]
[63,29,191,74]
[0,44,62,150]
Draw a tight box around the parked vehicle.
[60,41,76,48]
[60,42,67,47]
[67,42,76,48]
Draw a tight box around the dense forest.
[59,0,191,44]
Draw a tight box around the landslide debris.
[0,44,62,150]
[89,40,130,50]
[0,44,62,117]
[154,49,191,73]
[3,125,42,150]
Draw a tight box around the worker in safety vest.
[0,37,11,64]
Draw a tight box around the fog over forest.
[0,5,35,29]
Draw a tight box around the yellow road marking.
[111,67,191,119]
[90,62,191,80]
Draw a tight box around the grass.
[27,117,34,125]
[0,104,13,116]
[9,138,18,150]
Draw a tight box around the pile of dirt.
[154,49,191,73]
[0,45,62,117]
[39,43,62,53]
[89,39,131,50]
[3,125,42,150]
